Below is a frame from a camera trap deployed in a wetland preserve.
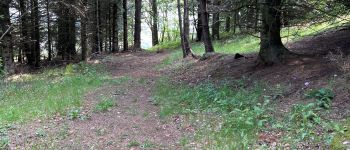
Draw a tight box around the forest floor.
[3,26,350,149]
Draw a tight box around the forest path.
[9,51,183,149]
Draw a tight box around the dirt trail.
[9,52,182,149]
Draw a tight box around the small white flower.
[304,82,310,86]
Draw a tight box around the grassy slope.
[151,21,350,149]
[0,63,128,124]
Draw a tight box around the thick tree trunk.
[199,0,214,53]
[123,0,128,51]
[0,0,15,75]
[183,0,192,57]
[258,0,290,65]
[57,1,76,60]
[151,0,159,46]
[134,0,142,49]
[177,0,185,53]
[31,0,40,67]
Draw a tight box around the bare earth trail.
[9,52,183,149]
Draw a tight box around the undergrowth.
[153,78,344,149]
[0,62,128,124]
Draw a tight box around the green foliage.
[0,125,9,149]
[153,78,270,148]
[0,62,126,124]
[306,88,334,109]
[67,108,82,120]
[94,98,115,112]
[331,119,350,149]
[148,40,181,51]
[128,140,140,147]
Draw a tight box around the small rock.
[343,141,350,145]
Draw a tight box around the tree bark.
[151,0,159,46]
[199,0,214,53]
[177,0,185,55]
[183,0,192,57]
[258,0,290,65]
[81,0,88,61]
[31,0,41,67]
[134,0,142,49]
[123,0,128,51]
[112,2,119,52]
[0,0,15,75]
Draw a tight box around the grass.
[0,62,128,124]
[153,77,345,148]
[332,119,350,149]
[153,78,269,149]
[94,98,116,112]
[151,19,349,68]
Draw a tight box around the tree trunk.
[81,0,88,61]
[211,0,220,39]
[0,0,15,75]
[199,0,214,53]
[196,4,202,42]
[177,0,185,56]
[57,1,76,60]
[112,2,119,52]
[31,0,40,67]
[225,16,230,32]
[258,0,290,65]
[123,0,128,51]
[19,0,31,64]
[134,0,142,49]
[183,0,192,57]
[46,0,52,61]
[151,0,159,46]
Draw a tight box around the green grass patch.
[0,62,128,124]
[153,78,344,148]
[151,20,349,69]
[94,98,116,112]
[153,78,270,148]
[331,119,350,149]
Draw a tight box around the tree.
[57,0,77,60]
[134,0,142,49]
[199,0,214,53]
[123,0,128,51]
[31,0,41,67]
[258,0,291,65]
[46,0,52,61]
[151,0,159,46]
[81,0,88,61]
[0,0,15,75]
[19,0,30,64]
[183,0,192,57]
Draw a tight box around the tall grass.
[0,63,128,124]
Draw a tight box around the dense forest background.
[1,0,350,149]
[0,0,349,74]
